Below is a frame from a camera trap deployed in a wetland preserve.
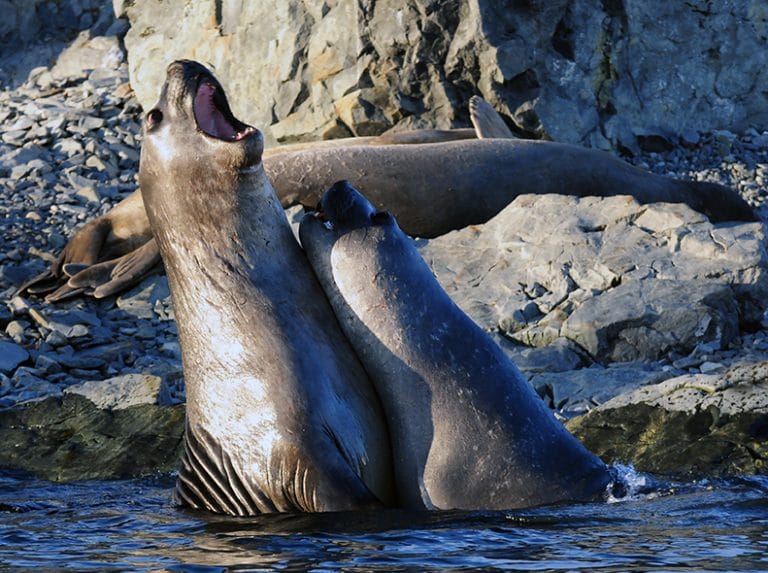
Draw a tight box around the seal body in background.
[19,95,755,301]
[139,60,394,515]
[300,181,611,510]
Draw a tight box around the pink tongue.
[194,83,237,139]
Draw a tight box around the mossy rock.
[0,394,185,481]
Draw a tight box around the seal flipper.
[16,218,113,299]
[65,238,163,298]
[469,96,515,139]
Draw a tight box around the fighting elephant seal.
[19,97,755,300]
[139,60,394,515]
[299,181,612,510]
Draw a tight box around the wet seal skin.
[300,181,613,510]
[138,60,394,515]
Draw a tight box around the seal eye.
[146,109,163,130]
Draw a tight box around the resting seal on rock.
[299,181,612,510]
[19,96,755,301]
[139,60,394,515]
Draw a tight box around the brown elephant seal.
[267,137,755,236]
[139,60,394,515]
[20,98,755,300]
[299,181,612,510]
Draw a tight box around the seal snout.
[310,181,391,233]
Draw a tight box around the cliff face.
[2,1,765,150]
[120,0,768,151]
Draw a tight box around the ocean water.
[0,471,765,572]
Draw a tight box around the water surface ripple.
[0,473,766,572]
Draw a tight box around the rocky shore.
[1,7,767,483]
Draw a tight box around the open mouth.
[193,80,255,141]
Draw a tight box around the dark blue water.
[0,471,765,572]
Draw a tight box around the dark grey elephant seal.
[139,60,394,515]
[299,181,612,510]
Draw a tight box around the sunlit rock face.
[122,0,768,151]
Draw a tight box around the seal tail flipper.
[15,268,61,297]
[469,96,516,139]
[65,238,163,298]
[15,218,113,299]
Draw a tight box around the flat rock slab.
[560,279,739,362]
[420,194,768,363]
[64,373,166,410]
[530,365,674,414]
[566,361,768,477]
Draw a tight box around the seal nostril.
[371,211,390,225]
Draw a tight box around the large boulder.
[120,0,768,150]
[419,194,768,364]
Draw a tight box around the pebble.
[5,321,27,344]
[0,341,29,373]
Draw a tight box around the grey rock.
[55,353,105,370]
[498,335,587,374]
[530,365,674,415]
[28,306,99,339]
[50,32,124,81]
[597,362,768,416]
[420,194,768,364]
[44,329,69,347]
[561,280,740,362]
[11,367,61,402]
[0,341,29,373]
[116,275,170,320]
[34,353,62,375]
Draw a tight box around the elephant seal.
[299,181,612,510]
[20,97,755,300]
[139,60,394,515]
[267,137,754,236]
